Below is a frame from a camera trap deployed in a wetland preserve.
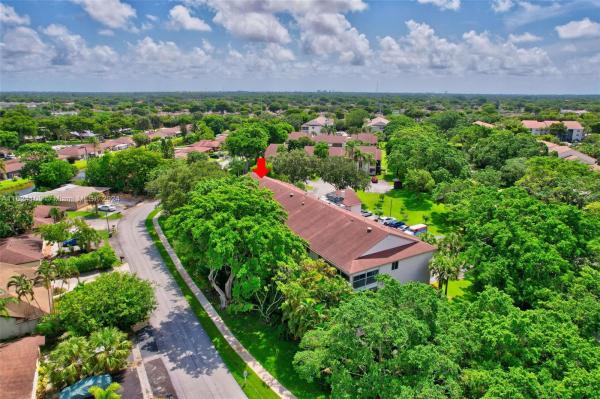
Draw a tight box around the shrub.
[59,245,119,273]
[56,272,155,335]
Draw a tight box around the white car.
[98,204,117,212]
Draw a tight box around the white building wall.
[361,235,414,257]
[351,251,433,290]
[572,129,585,141]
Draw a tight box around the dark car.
[63,238,77,247]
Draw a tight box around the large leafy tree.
[449,186,599,308]
[34,159,77,190]
[145,158,227,214]
[168,177,306,310]
[276,259,352,340]
[517,156,600,207]
[0,195,35,238]
[0,130,19,148]
[319,156,370,190]
[56,272,155,335]
[16,143,57,178]
[345,109,369,129]
[468,131,547,170]
[294,277,460,398]
[225,125,269,165]
[271,149,317,184]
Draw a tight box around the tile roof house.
[366,116,389,132]
[301,116,335,135]
[1,159,24,180]
[0,335,45,397]
[21,184,110,210]
[255,176,436,289]
[522,120,585,142]
[33,205,69,227]
[0,235,44,266]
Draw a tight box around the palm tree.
[89,327,132,374]
[345,140,358,159]
[428,252,461,296]
[47,336,91,388]
[0,290,18,317]
[35,260,57,313]
[87,192,106,215]
[7,274,42,314]
[89,383,122,399]
[49,206,65,222]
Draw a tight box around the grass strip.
[145,208,280,399]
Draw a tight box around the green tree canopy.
[271,149,317,184]
[319,156,370,190]
[225,125,269,163]
[0,196,35,238]
[34,159,77,190]
[468,131,547,170]
[168,177,306,310]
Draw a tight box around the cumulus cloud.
[378,20,555,76]
[98,29,115,36]
[199,0,370,64]
[71,0,136,29]
[0,3,30,25]
[556,18,600,39]
[168,5,211,31]
[491,0,513,13]
[417,0,460,11]
[0,27,50,72]
[128,37,211,75]
[508,32,542,43]
[146,14,158,22]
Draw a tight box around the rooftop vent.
[367,227,372,233]
[301,201,305,205]
[289,193,294,197]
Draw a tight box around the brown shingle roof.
[255,177,435,275]
[33,205,68,227]
[0,235,43,265]
[0,335,45,399]
[4,159,24,174]
[351,133,378,145]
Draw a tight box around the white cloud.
[491,0,513,13]
[98,29,115,36]
[42,24,118,73]
[417,0,460,11]
[378,20,555,76]
[128,37,211,75]
[264,43,296,62]
[508,32,542,43]
[0,3,30,25]
[556,18,600,39]
[71,0,136,29]
[168,5,211,31]
[0,27,50,72]
[199,0,371,63]
[146,14,158,21]
[296,12,370,65]
[202,39,214,53]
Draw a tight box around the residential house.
[146,124,192,140]
[101,136,134,151]
[0,235,44,267]
[21,184,110,210]
[522,120,585,142]
[255,177,436,289]
[0,263,50,340]
[1,159,24,180]
[366,116,389,132]
[301,116,335,135]
[542,141,600,170]
[0,335,45,397]
[33,205,68,227]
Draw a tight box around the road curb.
[152,212,296,399]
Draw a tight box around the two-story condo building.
[301,116,335,135]
[522,120,585,142]
[366,116,389,132]
[256,177,436,289]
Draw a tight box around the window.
[353,269,379,289]
[391,261,399,271]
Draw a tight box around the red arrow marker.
[252,157,270,178]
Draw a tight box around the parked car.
[63,238,77,247]
[361,210,373,217]
[98,204,117,212]
[371,176,378,183]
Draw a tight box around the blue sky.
[1,0,599,93]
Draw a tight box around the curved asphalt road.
[115,201,246,399]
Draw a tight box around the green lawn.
[357,188,450,235]
[67,210,122,220]
[146,210,280,399]
[432,280,472,300]
[0,178,32,193]
[158,217,328,399]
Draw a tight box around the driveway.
[113,201,246,399]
